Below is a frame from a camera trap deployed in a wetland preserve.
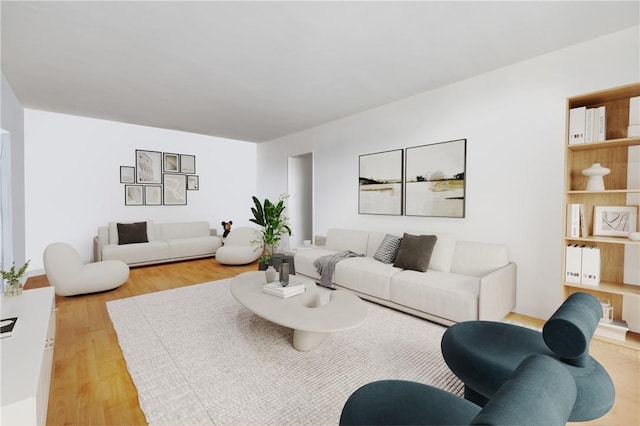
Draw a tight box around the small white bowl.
[629,232,640,241]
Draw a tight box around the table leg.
[293,329,328,351]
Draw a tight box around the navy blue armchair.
[340,354,577,426]
[441,292,615,421]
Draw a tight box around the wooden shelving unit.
[562,83,640,349]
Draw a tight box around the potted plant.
[1,259,30,296]
[250,194,292,268]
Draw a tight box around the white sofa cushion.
[325,229,369,254]
[294,248,336,281]
[102,241,170,264]
[366,231,388,257]
[334,257,402,300]
[160,221,210,240]
[450,241,509,278]
[390,269,480,323]
[408,231,456,273]
[168,236,222,259]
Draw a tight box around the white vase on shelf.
[582,163,611,190]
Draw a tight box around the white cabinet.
[1,287,56,426]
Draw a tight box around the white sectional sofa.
[294,228,516,326]
[94,221,222,266]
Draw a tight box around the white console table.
[1,287,56,426]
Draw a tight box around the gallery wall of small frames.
[119,150,199,206]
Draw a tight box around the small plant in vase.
[1,259,30,296]
[249,194,292,268]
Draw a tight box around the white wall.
[257,26,640,319]
[24,110,257,269]
[1,73,26,267]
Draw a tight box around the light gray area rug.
[107,279,463,425]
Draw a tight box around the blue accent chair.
[340,354,576,426]
[441,292,615,422]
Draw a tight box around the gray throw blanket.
[313,250,364,288]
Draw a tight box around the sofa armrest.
[93,236,104,262]
[478,262,517,321]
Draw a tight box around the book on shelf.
[567,204,580,238]
[566,204,588,237]
[585,108,595,143]
[596,106,606,142]
[581,246,600,286]
[262,280,306,298]
[1,317,18,338]
[580,204,588,238]
[583,107,606,143]
[568,106,586,144]
[565,244,582,284]
[595,319,629,342]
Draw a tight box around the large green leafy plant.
[250,194,292,263]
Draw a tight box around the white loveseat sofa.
[94,221,222,267]
[294,228,516,326]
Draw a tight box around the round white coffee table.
[230,271,368,351]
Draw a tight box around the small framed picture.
[163,173,187,205]
[120,166,135,183]
[144,185,162,206]
[187,175,199,190]
[163,152,180,173]
[136,150,162,184]
[181,154,196,174]
[125,185,144,206]
[593,206,638,237]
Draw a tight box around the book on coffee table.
[1,317,18,338]
[263,281,305,298]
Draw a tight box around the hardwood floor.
[26,259,639,425]
[25,258,257,425]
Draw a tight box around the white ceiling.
[2,1,638,142]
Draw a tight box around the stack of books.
[569,106,606,144]
[262,279,306,298]
[1,317,18,339]
[595,319,629,342]
[566,204,588,238]
[565,244,600,285]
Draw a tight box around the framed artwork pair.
[358,139,466,218]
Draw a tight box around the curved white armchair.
[215,227,262,265]
[43,242,129,296]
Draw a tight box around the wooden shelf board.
[568,83,640,107]
[564,236,640,245]
[567,137,640,151]
[567,189,640,194]
[564,281,640,297]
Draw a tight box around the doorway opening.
[287,152,313,249]
[1,129,14,274]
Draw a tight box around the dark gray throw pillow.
[117,222,149,245]
[374,234,403,264]
[393,233,438,272]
